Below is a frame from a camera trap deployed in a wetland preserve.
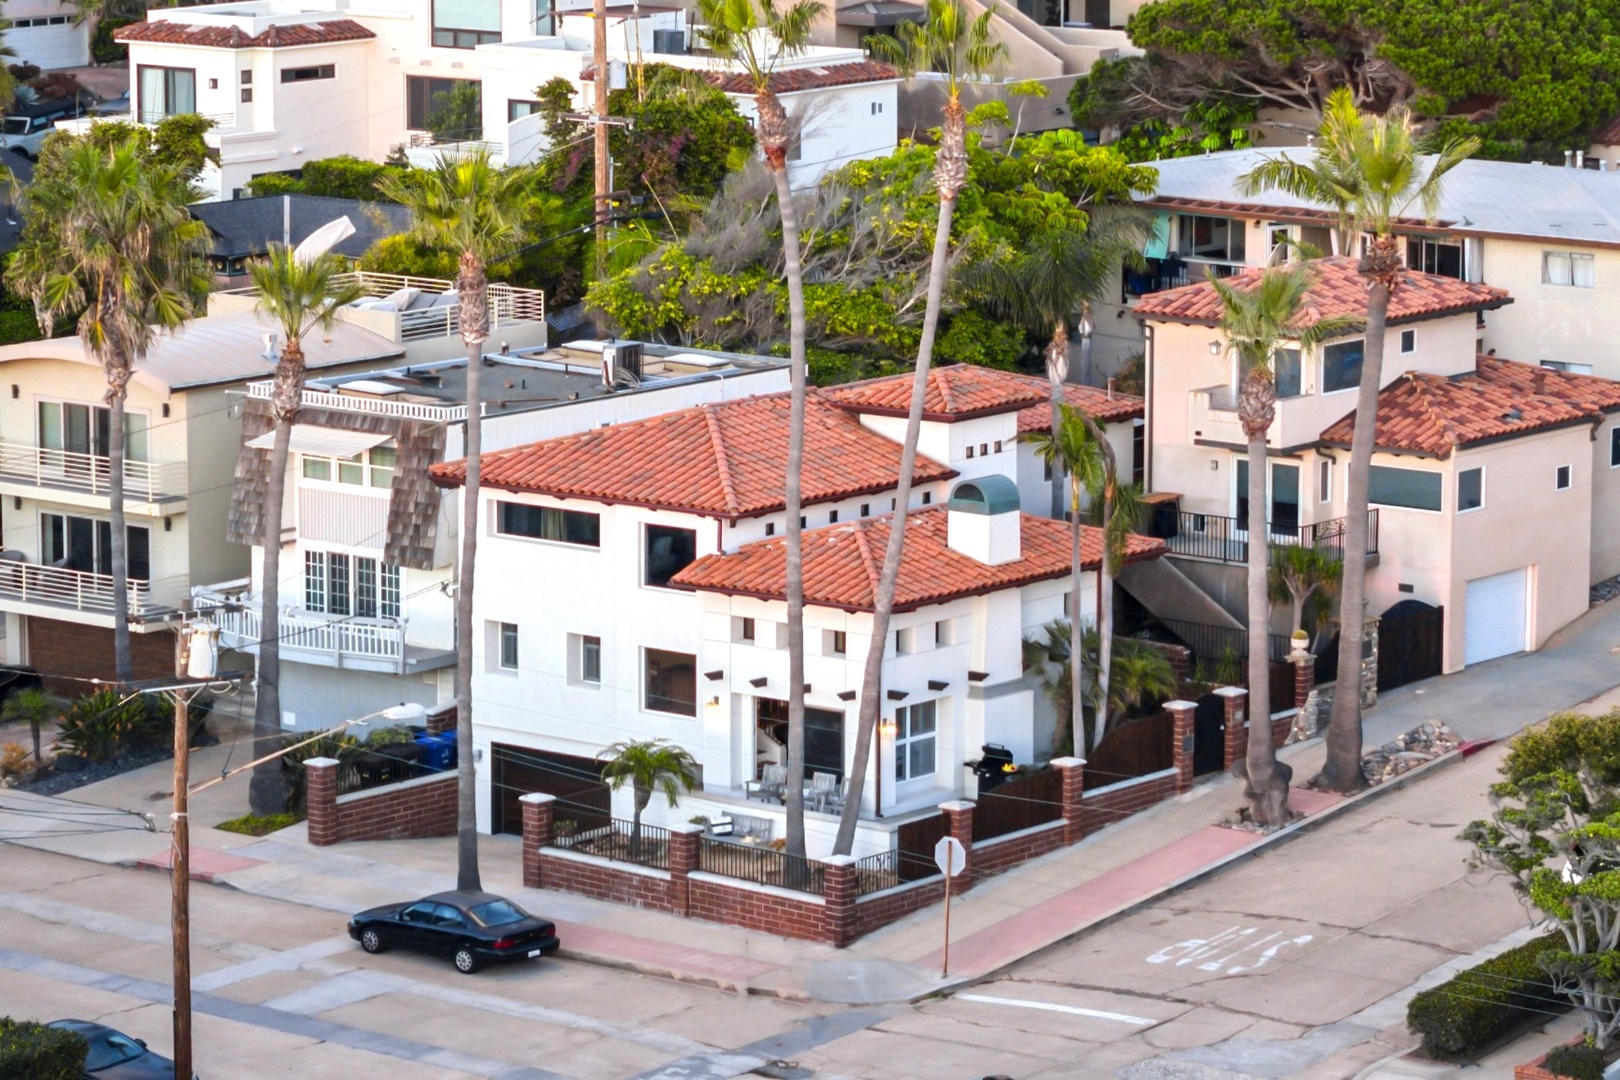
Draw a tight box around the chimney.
[1565,150,1575,168]
[946,476,1021,566]
[1106,377,1116,401]
[1577,150,1587,168]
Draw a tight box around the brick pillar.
[823,854,858,947]
[1051,756,1086,845]
[1165,700,1197,793]
[305,757,340,847]
[426,706,456,736]
[1217,686,1248,772]
[1294,654,1314,710]
[520,792,555,889]
[940,799,975,886]
[667,823,703,917]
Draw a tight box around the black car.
[348,890,560,974]
[47,1019,183,1079]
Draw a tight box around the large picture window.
[304,552,401,617]
[406,75,482,138]
[137,66,195,123]
[37,401,148,461]
[894,700,937,782]
[496,501,600,547]
[1407,237,1463,279]
[644,524,697,587]
[1321,340,1365,394]
[643,648,696,716]
[42,514,149,579]
[1368,466,1442,511]
[431,0,500,47]
[1175,214,1245,262]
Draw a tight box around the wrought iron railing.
[557,817,672,871]
[1155,509,1379,565]
[699,836,827,895]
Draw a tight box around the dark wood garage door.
[490,744,611,836]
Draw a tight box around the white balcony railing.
[193,589,408,673]
[0,561,185,617]
[242,381,468,422]
[0,441,188,501]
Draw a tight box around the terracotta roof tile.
[1133,256,1510,328]
[827,364,1142,424]
[701,60,898,95]
[428,391,956,519]
[671,506,1165,612]
[1317,355,1617,457]
[115,18,376,47]
[1017,383,1144,433]
[1593,115,1620,147]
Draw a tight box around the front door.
[756,698,844,781]
[1235,461,1301,541]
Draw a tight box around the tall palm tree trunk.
[832,106,963,856]
[248,346,301,815]
[1067,478,1084,755]
[106,370,132,683]
[455,249,487,891]
[1241,371,1286,823]
[1320,271,1390,793]
[1095,491,1114,752]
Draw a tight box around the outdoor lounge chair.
[746,764,787,802]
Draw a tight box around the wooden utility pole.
[170,631,193,1080]
[592,0,610,281]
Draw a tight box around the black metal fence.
[1153,510,1379,565]
[1154,616,1293,666]
[557,817,672,870]
[699,837,827,895]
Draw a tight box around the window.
[828,509,838,523]
[1321,340,1365,394]
[860,504,870,517]
[1318,459,1331,503]
[922,491,932,505]
[765,522,776,536]
[1544,251,1596,288]
[495,501,600,546]
[1610,427,1620,468]
[507,99,541,122]
[645,524,697,587]
[1543,359,1595,375]
[935,619,954,646]
[829,629,847,656]
[498,623,519,669]
[739,617,756,642]
[1175,214,1246,262]
[894,700,937,782]
[37,401,147,460]
[1406,237,1463,279]
[1557,464,1573,490]
[895,627,917,654]
[300,445,394,488]
[241,70,252,85]
[966,446,975,459]
[281,65,335,82]
[644,648,696,716]
[1274,348,1302,399]
[42,514,150,579]
[304,552,400,617]
[137,66,195,123]
[241,89,252,103]
[1368,465,1442,511]
[406,75,482,135]
[1400,329,1416,354]
[431,0,501,47]
[581,635,601,683]
[1458,467,1483,513]
[870,101,883,115]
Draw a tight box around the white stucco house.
[426,364,1160,857]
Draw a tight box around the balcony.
[0,560,187,626]
[1123,256,1244,300]
[1152,510,1380,565]
[1188,384,1246,447]
[0,441,188,511]
[193,587,452,675]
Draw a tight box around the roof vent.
[1503,407,1523,421]
[946,475,1021,565]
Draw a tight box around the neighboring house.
[1092,149,1620,383]
[1135,255,1620,673]
[196,338,791,731]
[96,0,897,198]
[6,0,89,70]
[426,364,1161,856]
[189,194,412,276]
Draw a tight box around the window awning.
[835,1,925,25]
[245,425,389,457]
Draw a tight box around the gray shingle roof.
[190,195,412,261]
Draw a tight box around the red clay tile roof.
[1017,383,1144,433]
[428,391,956,519]
[1593,115,1620,147]
[1133,256,1510,329]
[1317,355,1617,457]
[827,364,1143,424]
[671,506,1164,612]
[115,18,376,47]
[702,60,898,95]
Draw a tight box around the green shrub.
[366,724,415,748]
[0,1017,88,1080]
[0,310,42,344]
[281,729,362,811]
[90,19,133,63]
[1406,932,1567,1059]
[54,689,173,763]
[244,172,304,198]
[298,155,404,200]
[1544,1044,1606,1080]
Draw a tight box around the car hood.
[96,1052,178,1079]
[351,903,407,921]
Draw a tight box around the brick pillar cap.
[938,799,976,812]
[1214,686,1248,698]
[519,792,556,805]
[1164,699,1199,711]
[669,823,705,835]
[822,854,858,867]
[1050,756,1086,768]
[305,757,341,768]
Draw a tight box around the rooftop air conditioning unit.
[602,340,645,390]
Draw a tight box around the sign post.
[934,835,967,978]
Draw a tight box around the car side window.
[401,902,436,923]
[433,903,467,928]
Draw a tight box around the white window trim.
[893,699,938,784]
[498,622,519,670]
[1318,339,1366,397]
[1543,250,1596,288]
[1317,459,1332,503]
[1556,463,1574,491]
[298,445,395,492]
[1399,329,1416,355]
[1456,466,1485,515]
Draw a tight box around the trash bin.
[414,730,450,771]
[431,730,458,771]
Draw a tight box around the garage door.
[6,22,88,71]
[1465,568,1527,665]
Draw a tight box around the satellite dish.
[292,216,357,265]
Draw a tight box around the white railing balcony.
[0,560,186,619]
[192,588,408,674]
[242,381,468,422]
[0,441,188,502]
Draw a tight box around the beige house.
[1136,256,1620,674]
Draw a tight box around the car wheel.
[359,928,385,954]
[453,946,479,974]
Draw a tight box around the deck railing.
[0,442,187,501]
[1156,509,1379,565]
[192,590,407,668]
[0,561,182,616]
[699,836,827,895]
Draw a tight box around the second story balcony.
[0,558,187,626]
[1153,509,1380,566]
[0,441,188,511]
[193,585,454,676]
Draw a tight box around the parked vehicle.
[347,890,559,974]
[47,1019,188,1078]
[1,98,82,160]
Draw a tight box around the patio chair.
[746,764,787,803]
[820,779,848,815]
[809,772,838,812]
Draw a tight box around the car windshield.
[83,1032,144,1070]
[1,118,28,135]
[467,899,526,927]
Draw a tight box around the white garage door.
[7,23,88,71]
[1465,568,1527,665]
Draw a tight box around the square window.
[645,524,697,587]
[935,618,954,646]
[1458,467,1483,512]
[644,648,696,716]
[1400,329,1416,354]
[1557,464,1573,490]
[241,70,252,85]
[895,627,916,654]
[1322,340,1365,393]
[241,88,252,103]
[302,456,330,481]
[499,622,519,669]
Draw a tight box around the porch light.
[879,719,897,737]
[1208,340,1222,355]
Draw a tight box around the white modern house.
[195,335,791,730]
[428,364,1161,856]
[96,0,898,199]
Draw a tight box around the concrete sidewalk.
[5,599,1619,1005]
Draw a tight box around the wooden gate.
[1193,692,1225,776]
[895,811,949,882]
[1377,600,1444,692]
[1084,711,1173,789]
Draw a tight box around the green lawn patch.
[215,811,304,836]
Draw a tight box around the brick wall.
[687,873,834,942]
[539,848,676,913]
[1080,769,1179,835]
[305,760,457,845]
[851,878,948,937]
[972,821,1068,876]
[28,618,175,692]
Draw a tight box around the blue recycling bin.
[414,730,450,771]
[431,730,458,771]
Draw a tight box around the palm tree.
[1208,263,1349,825]
[1023,623,1176,750]
[244,246,365,814]
[1237,88,1478,793]
[1269,545,1343,642]
[697,0,823,862]
[1090,452,1147,740]
[598,739,699,858]
[377,150,530,889]
[7,135,209,684]
[832,0,1004,857]
[2,688,62,763]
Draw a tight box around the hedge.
[0,310,42,345]
[1544,1044,1606,1080]
[1406,931,1567,1058]
[0,1018,87,1080]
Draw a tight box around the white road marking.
[957,993,1156,1026]
[1145,925,1313,975]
